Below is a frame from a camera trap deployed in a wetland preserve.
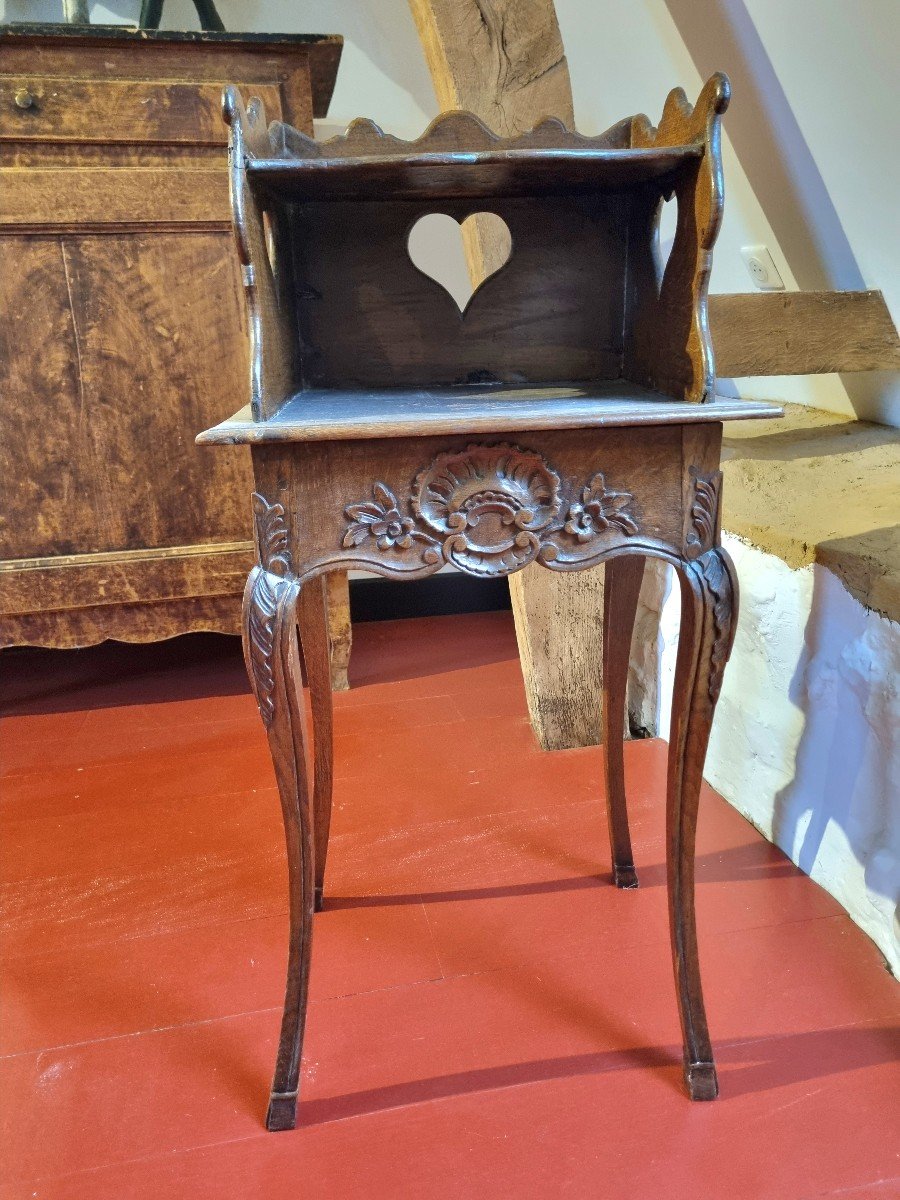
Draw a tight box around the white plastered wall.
[710,541,899,976]
[641,539,900,976]
[551,0,899,973]
[639,572,900,982]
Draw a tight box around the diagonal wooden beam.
[409,0,609,750]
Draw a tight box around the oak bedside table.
[199,74,781,1130]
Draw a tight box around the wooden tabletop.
[197,385,783,445]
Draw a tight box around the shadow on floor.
[295,1025,899,1127]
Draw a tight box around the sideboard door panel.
[0,233,253,562]
[57,232,254,553]
[0,236,99,558]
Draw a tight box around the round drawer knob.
[14,88,36,110]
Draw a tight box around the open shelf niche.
[206,74,755,442]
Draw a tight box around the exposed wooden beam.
[325,571,352,691]
[409,0,609,751]
[711,290,900,377]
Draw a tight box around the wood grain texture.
[290,193,627,390]
[0,169,230,230]
[250,147,698,201]
[409,0,591,752]
[223,83,351,690]
[0,232,254,562]
[324,570,352,691]
[296,579,336,909]
[0,29,334,651]
[223,86,299,421]
[628,72,730,403]
[0,26,341,118]
[602,554,645,886]
[0,77,283,145]
[252,112,693,200]
[0,595,241,649]
[268,109,634,157]
[228,411,752,1124]
[242,559,313,1133]
[513,561,604,750]
[0,142,224,169]
[0,238,97,559]
[249,427,692,582]
[0,543,253,615]
[710,289,900,376]
[200,57,784,1121]
[668,545,738,1099]
[227,61,732,730]
[409,0,574,133]
[20,233,253,552]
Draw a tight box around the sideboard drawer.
[0,76,283,144]
[0,166,231,227]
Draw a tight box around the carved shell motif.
[341,443,640,577]
[412,444,562,576]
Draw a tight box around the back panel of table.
[290,193,630,390]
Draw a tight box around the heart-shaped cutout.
[407,212,512,314]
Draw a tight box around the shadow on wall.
[771,559,899,971]
[663,0,894,421]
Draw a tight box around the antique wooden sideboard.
[200,75,782,1129]
[0,24,343,653]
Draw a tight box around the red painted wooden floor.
[1,612,898,1199]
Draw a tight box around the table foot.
[266,1091,299,1131]
[684,1060,719,1101]
[613,863,639,889]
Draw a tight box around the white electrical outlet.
[741,245,785,290]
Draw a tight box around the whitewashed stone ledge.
[629,405,900,976]
[652,534,899,977]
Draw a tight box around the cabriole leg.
[668,546,738,1100]
[243,560,314,1132]
[601,555,645,888]
[298,577,335,912]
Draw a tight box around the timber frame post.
[409,0,613,749]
